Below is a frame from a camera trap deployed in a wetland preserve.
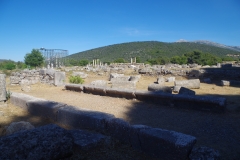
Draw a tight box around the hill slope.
[68,41,240,63]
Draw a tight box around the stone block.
[26,100,66,121]
[174,79,200,89]
[0,124,73,160]
[221,80,230,86]
[138,127,196,159]
[83,85,95,94]
[65,84,84,92]
[111,81,136,90]
[111,76,130,82]
[46,68,56,76]
[173,86,181,93]
[0,74,6,102]
[57,105,115,132]
[105,118,131,144]
[93,86,106,96]
[69,129,111,152]
[179,87,196,95]
[148,83,172,94]
[129,75,141,82]
[167,77,175,82]
[39,69,46,75]
[105,88,136,99]
[189,146,220,160]
[3,121,35,136]
[157,76,165,85]
[54,71,65,86]
[10,92,42,110]
[90,80,107,87]
[135,91,174,106]
[129,125,151,151]
[173,94,226,112]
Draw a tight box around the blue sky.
[0,0,239,62]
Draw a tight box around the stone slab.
[105,88,136,99]
[173,94,226,112]
[69,129,111,152]
[0,74,6,102]
[26,100,66,121]
[54,71,65,86]
[65,83,84,92]
[139,127,196,159]
[10,92,43,110]
[57,105,115,132]
[105,118,131,144]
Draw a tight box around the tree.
[79,59,89,66]
[0,60,16,70]
[114,58,125,63]
[136,57,141,63]
[24,49,44,67]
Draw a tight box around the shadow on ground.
[124,93,240,160]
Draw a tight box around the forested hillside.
[67,41,240,63]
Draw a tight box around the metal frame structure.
[37,48,68,68]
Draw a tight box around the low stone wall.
[65,84,226,113]
[10,69,65,86]
[10,92,197,159]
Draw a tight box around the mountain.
[192,40,240,52]
[67,41,240,63]
[0,59,8,62]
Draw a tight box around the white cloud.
[120,27,155,36]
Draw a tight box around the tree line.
[1,49,239,72]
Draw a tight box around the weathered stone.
[105,118,131,144]
[90,80,108,87]
[189,146,220,160]
[26,100,66,121]
[179,87,196,95]
[3,121,35,136]
[221,80,230,86]
[54,71,65,86]
[69,129,111,152]
[138,127,196,159]
[65,84,84,92]
[105,88,136,99]
[0,124,73,160]
[111,81,136,89]
[157,76,165,85]
[111,76,130,82]
[0,74,6,102]
[109,73,124,81]
[167,76,175,82]
[174,79,200,89]
[20,79,31,92]
[57,105,115,132]
[46,68,56,76]
[173,86,181,93]
[148,83,172,94]
[129,75,141,82]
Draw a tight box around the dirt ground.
[1,71,240,159]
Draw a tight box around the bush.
[69,76,84,84]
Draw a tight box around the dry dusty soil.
[1,72,240,159]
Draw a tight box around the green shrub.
[69,76,84,84]
[6,90,11,101]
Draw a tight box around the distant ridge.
[0,59,8,62]
[68,41,240,62]
[177,39,240,52]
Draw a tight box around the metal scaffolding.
[37,48,68,68]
